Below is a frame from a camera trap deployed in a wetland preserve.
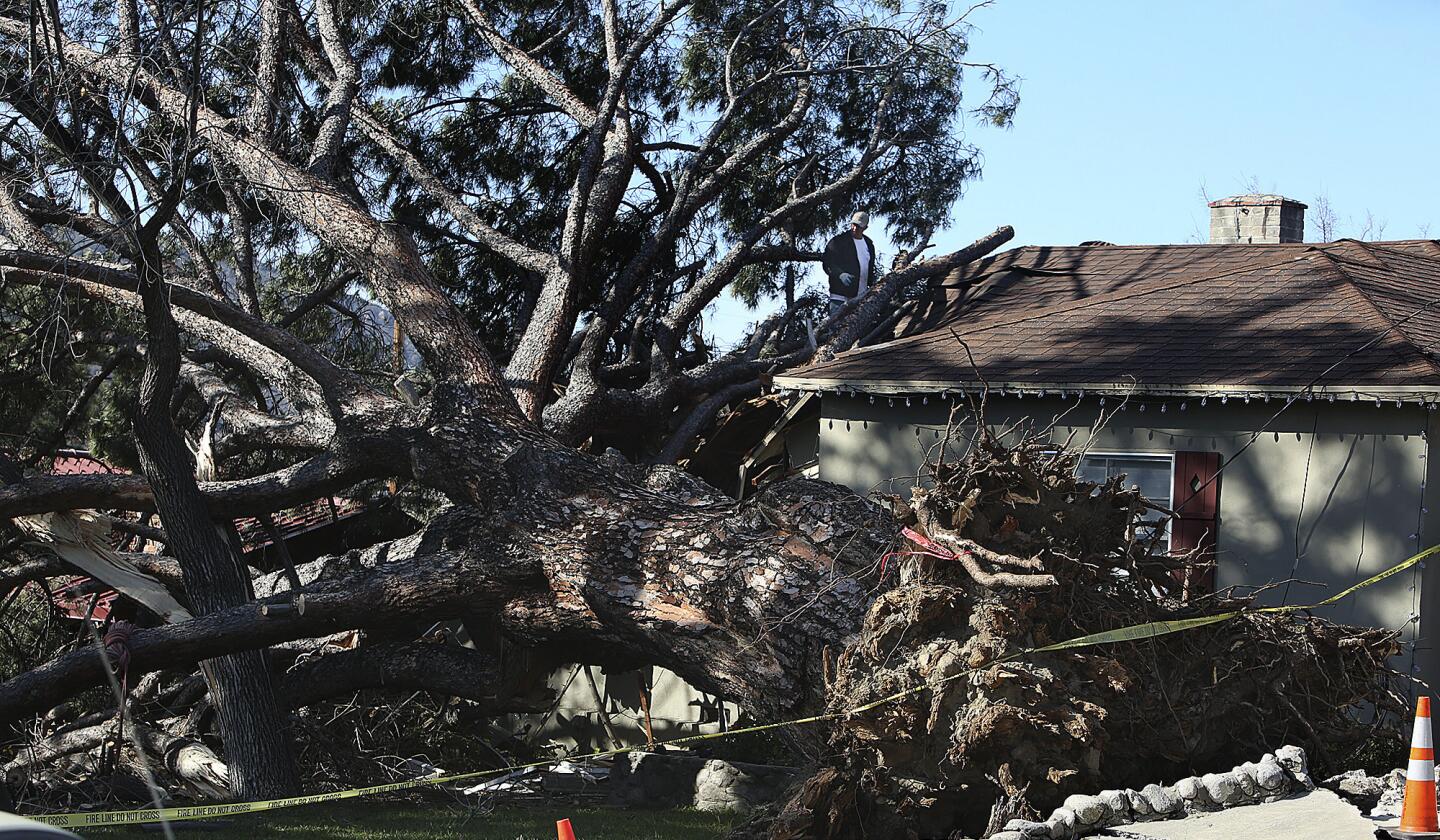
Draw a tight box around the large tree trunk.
[130,241,300,799]
[0,404,891,724]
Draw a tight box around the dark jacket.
[822,231,878,299]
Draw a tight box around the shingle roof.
[775,240,1440,399]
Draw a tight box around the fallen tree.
[0,0,1403,835]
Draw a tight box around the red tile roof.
[51,450,126,476]
[233,495,366,552]
[776,240,1440,399]
[34,452,366,620]
[50,579,118,622]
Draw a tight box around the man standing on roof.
[822,211,879,317]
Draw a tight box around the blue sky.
[709,0,1440,344]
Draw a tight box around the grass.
[79,801,739,839]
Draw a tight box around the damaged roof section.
[777,239,1440,400]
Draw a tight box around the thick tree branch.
[0,548,65,592]
[0,542,519,722]
[454,0,599,127]
[308,0,360,177]
[0,170,61,254]
[654,380,762,465]
[0,450,397,518]
[245,0,283,144]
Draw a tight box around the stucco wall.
[816,394,1439,686]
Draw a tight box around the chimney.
[1208,194,1307,244]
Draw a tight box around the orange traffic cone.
[556,817,577,840]
[1393,696,1440,838]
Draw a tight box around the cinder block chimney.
[1208,194,1307,244]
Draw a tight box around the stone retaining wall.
[986,745,1314,840]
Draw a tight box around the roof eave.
[769,376,1440,403]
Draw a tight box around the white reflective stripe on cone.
[1408,758,1436,782]
[1416,719,1435,749]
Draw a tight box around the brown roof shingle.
[776,240,1440,398]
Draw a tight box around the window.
[1077,452,1174,549]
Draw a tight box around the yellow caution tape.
[1031,613,1242,652]
[29,543,1438,829]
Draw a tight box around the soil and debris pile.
[760,423,1405,840]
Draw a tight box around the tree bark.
[0,459,893,731]
[130,239,300,799]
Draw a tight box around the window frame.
[1076,450,1176,551]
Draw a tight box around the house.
[773,194,1440,692]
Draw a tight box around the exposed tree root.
[763,423,1404,839]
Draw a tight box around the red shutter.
[1171,451,1221,598]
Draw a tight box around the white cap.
[849,211,870,230]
